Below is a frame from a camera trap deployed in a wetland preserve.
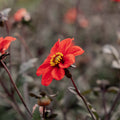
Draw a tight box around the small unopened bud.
[37,96,51,106]
[64,68,72,78]
[30,91,53,107]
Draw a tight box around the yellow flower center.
[50,52,63,66]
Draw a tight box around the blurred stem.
[106,73,120,120]
[0,60,32,118]
[70,77,96,120]
[16,33,33,58]
[101,88,107,118]
[12,97,28,120]
[0,77,12,97]
[0,92,26,120]
[0,78,27,119]
[23,83,30,107]
[43,106,46,120]
[5,21,11,70]
[75,0,80,40]
[106,90,120,120]
[42,106,46,120]
[5,21,9,35]
[5,21,14,94]
[63,109,68,120]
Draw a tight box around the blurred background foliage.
[0,0,120,120]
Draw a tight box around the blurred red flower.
[64,8,89,28]
[64,8,77,24]
[36,38,84,86]
[14,8,30,22]
[78,16,89,28]
[0,36,16,56]
[112,0,120,2]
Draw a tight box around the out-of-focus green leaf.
[68,87,92,96]
[47,114,57,119]
[68,86,80,95]
[68,87,100,120]
[16,74,34,88]
[107,87,119,93]
[32,107,41,120]
[103,45,119,60]
[81,89,92,95]
[93,87,101,96]
[19,58,38,74]
[112,60,120,69]
[87,103,100,120]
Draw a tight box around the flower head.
[14,8,31,22]
[0,36,16,56]
[112,0,120,2]
[64,8,77,24]
[78,16,89,28]
[36,38,84,86]
[64,8,89,28]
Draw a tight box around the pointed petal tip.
[36,69,41,76]
[71,37,74,40]
[41,83,50,86]
[58,38,60,41]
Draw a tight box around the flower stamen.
[50,52,63,66]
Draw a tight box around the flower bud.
[37,96,51,106]
[64,68,72,78]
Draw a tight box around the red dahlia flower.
[36,38,84,86]
[0,36,16,56]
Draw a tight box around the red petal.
[0,37,16,54]
[59,54,75,68]
[50,39,60,54]
[67,46,84,56]
[4,36,16,41]
[36,56,51,76]
[14,8,27,22]
[36,64,49,76]
[59,38,74,53]
[41,67,53,86]
[51,67,65,80]
[0,40,12,54]
[0,37,3,43]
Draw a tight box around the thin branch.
[0,92,23,120]
[0,60,32,118]
[70,77,96,120]
[16,33,33,58]
[5,21,14,94]
[0,79,26,119]
[5,21,10,35]
[106,90,120,120]
[43,106,46,119]
[12,97,27,120]
[101,88,107,117]
[0,77,11,97]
